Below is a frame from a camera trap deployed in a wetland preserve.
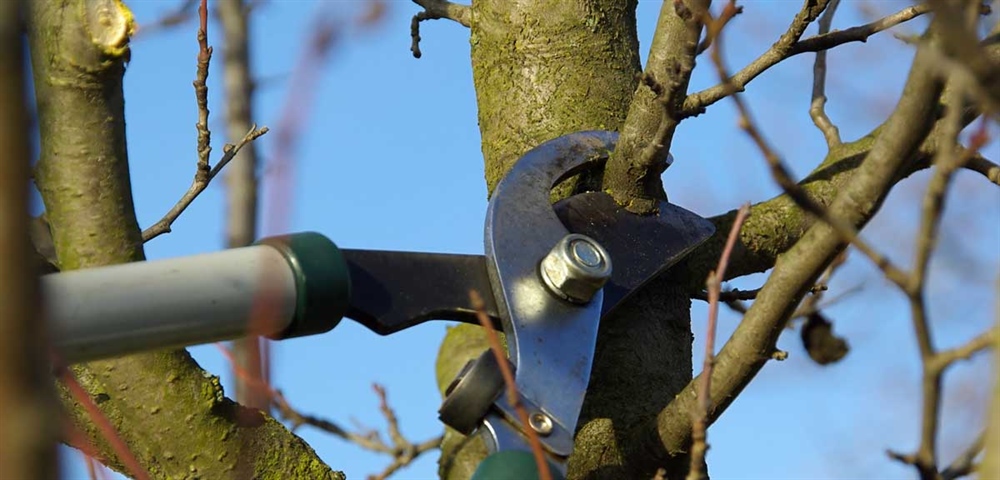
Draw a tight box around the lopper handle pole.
[42,232,350,364]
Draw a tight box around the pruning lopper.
[42,132,714,479]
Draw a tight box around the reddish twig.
[54,360,150,480]
[470,290,552,480]
[687,203,750,480]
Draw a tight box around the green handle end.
[258,232,351,339]
[471,451,565,480]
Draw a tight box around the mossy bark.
[469,0,640,197]
[27,1,341,478]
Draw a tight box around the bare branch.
[702,1,911,291]
[964,153,1000,186]
[888,70,990,479]
[688,204,750,480]
[367,385,444,480]
[142,1,270,243]
[141,126,269,242]
[692,284,828,303]
[932,327,997,373]
[410,0,470,59]
[790,4,932,55]
[810,0,842,147]
[683,2,923,117]
[194,0,212,175]
[629,16,947,470]
[941,431,985,480]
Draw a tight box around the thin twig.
[141,126,269,242]
[790,250,847,325]
[703,1,911,291]
[470,290,552,480]
[790,4,932,54]
[886,86,992,479]
[141,1,270,242]
[366,385,444,480]
[941,431,985,480]
[687,203,750,480]
[810,0,842,147]
[964,153,1000,186]
[930,327,997,373]
[410,0,470,58]
[695,5,743,55]
[194,0,212,175]
[214,342,442,480]
[683,1,925,117]
[692,284,828,303]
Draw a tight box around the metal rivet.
[529,412,554,436]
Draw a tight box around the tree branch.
[809,0,842,147]
[142,126,268,242]
[964,153,1000,186]
[940,431,984,480]
[683,2,925,117]
[141,0,269,243]
[790,4,932,55]
[677,25,1000,291]
[272,388,443,480]
[601,0,711,213]
[409,0,470,59]
[627,17,947,472]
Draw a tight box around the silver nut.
[539,234,612,304]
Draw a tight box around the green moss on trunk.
[28,1,341,478]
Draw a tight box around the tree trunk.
[27,1,341,477]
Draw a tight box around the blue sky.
[57,1,999,479]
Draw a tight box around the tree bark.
[27,1,341,477]
[0,2,59,478]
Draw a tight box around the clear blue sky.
[57,1,999,479]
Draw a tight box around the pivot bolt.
[539,234,612,304]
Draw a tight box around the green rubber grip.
[257,232,351,339]
[471,451,565,480]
